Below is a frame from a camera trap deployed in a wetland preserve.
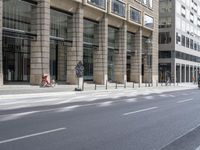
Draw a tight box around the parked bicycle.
[40,74,56,87]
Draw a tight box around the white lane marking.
[169,95,175,97]
[159,122,200,150]
[177,98,193,103]
[123,107,158,116]
[196,145,200,150]
[0,111,38,122]
[159,94,168,97]
[125,98,137,102]
[0,127,66,144]
[55,105,80,112]
[144,96,154,100]
[98,101,113,107]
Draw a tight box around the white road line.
[177,98,193,103]
[123,107,158,116]
[159,122,200,150]
[0,127,66,144]
[196,145,200,150]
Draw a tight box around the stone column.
[151,0,159,86]
[131,28,142,85]
[93,14,108,84]
[30,0,50,85]
[67,4,83,84]
[114,22,127,83]
[0,0,3,86]
[180,64,182,83]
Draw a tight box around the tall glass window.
[108,27,119,81]
[144,15,154,29]
[130,7,141,24]
[83,19,99,81]
[160,0,172,13]
[3,0,36,33]
[3,37,31,82]
[87,0,106,10]
[83,19,99,45]
[108,27,119,49]
[127,32,135,51]
[111,0,126,18]
[50,9,73,40]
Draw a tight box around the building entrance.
[3,37,30,82]
[83,45,93,81]
[50,40,67,81]
[108,48,115,82]
[127,54,131,82]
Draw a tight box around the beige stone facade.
[0,0,159,85]
[0,0,2,86]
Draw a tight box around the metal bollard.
[106,80,108,90]
[115,83,118,89]
[82,80,84,91]
[95,83,97,90]
[156,80,158,87]
[133,82,134,88]
[124,82,126,88]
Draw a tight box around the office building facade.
[0,0,158,86]
[159,0,200,83]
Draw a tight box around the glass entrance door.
[83,45,93,81]
[50,40,67,81]
[127,54,131,82]
[50,41,58,80]
[3,37,30,82]
[108,49,115,81]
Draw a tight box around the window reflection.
[144,15,154,29]
[111,0,126,18]
[130,7,141,24]
[127,32,135,51]
[50,9,73,40]
[87,0,106,10]
[83,19,99,45]
[3,0,36,33]
[108,27,119,49]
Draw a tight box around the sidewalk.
[0,83,197,111]
[0,82,197,96]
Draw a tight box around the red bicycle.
[40,74,56,87]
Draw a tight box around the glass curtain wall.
[159,63,171,82]
[83,19,99,81]
[3,0,36,82]
[50,9,72,81]
[108,26,119,82]
[127,32,135,82]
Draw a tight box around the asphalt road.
[0,88,200,150]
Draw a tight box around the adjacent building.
[159,0,200,83]
[0,0,158,86]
